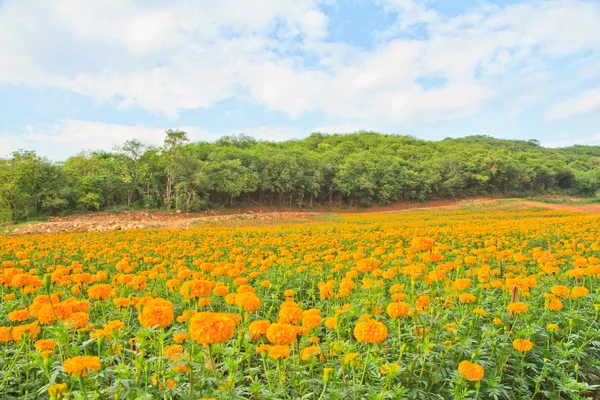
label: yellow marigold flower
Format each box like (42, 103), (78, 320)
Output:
(189, 312), (240, 345)
(343, 353), (359, 363)
(386, 302), (410, 318)
(48, 383), (67, 399)
(513, 338), (533, 352)
(507, 302), (528, 315)
(473, 308), (487, 316)
(353, 319), (388, 343)
(546, 323), (559, 331)
(458, 360), (484, 381)
(300, 346), (321, 361)
(104, 320), (125, 332)
(63, 355), (101, 377)
(492, 317), (502, 325)
(266, 323), (299, 345)
(380, 363), (400, 375)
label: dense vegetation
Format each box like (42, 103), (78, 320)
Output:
(1, 131), (599, 223)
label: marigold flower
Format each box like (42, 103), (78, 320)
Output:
(48, 383), (67, 399)
(267, 344), (291, 359)
(458, 293), (476, 303)
(353, 319), (388, 343)
(266, 323), (300, 345)
(35, 339), (57, 357)
(173, 333), (188, 343)
(570, 286), (589, 299)
(300, 346), (320, 361)
(380, 363), (400, 375)
(546, 323), (559, 331)
(8, 309), (30, 322)
(235, 292), (261, 312)
(386, 302), (410, 318)
(249, 320), (271, 339)
(189, 312), (239, 345)
(137, 297), (174, 329)
(458, 360), (484, 381)
(513, 338), (533, 352)
(507, 302), (528, 315)
(87, 284), (112, 301)
(63, 355), (101, 377)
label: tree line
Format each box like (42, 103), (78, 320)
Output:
(1, 131), (599, 223)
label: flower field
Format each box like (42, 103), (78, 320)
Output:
(1, 208), (599, 399)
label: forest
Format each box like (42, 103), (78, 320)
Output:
(1, 131), (599, 223)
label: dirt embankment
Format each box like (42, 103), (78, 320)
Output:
(5, 198), (599, 235)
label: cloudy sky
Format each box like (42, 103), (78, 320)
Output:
(1, 0), (600, 159)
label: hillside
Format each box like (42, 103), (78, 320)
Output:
(1, 132), (599, 224)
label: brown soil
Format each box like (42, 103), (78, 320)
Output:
(5, 197), (599, 235)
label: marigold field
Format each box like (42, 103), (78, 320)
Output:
(1, 208), (600, 399)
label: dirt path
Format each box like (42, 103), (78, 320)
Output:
(4, 198), (599, 235)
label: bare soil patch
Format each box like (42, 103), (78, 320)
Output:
(5, 197), (599, 235)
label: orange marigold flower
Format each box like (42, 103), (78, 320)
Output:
(301, 314), (323, 331)
(546, 297), (563, 311)
(386, 302), (410, 318)
(266, 323), (300, 345)
(300, 346), (320, 361)
(249, 320), (271, 339)
(179, 280), (212, 299)
(325, 317), (338, 330)
(507, 302), (528, 315)
(458, 293), (476, 303)
(267, 344), (291, 359)
(173, 333), (188, 343)
(11, 322), (41, 341)
(235, 292), (261, 312)
(550, 285), (569, 298)
(458, 360), (484, 381)
(8, 309), (30, 322)
(513, 338), (533, 352)
(284, 289), (295, 297)
(34, 339), (57, 356)
(87, 284), (112, 301)
(570, 286), (589, 299)
(137, 298), (174, 329)
(189, 312), (240, 345)
(63, 355), (101, 377)
(353, 319), (388, 343)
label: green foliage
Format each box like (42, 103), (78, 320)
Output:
(1, 132), (599, 223)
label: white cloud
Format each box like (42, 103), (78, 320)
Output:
(0, 121), (308, 160)
(545, 88), (600, 121)
(546, 133), (600, 148)
(0, 0), (599, 125)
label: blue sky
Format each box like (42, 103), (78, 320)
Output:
(1, 0), (600, 159)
